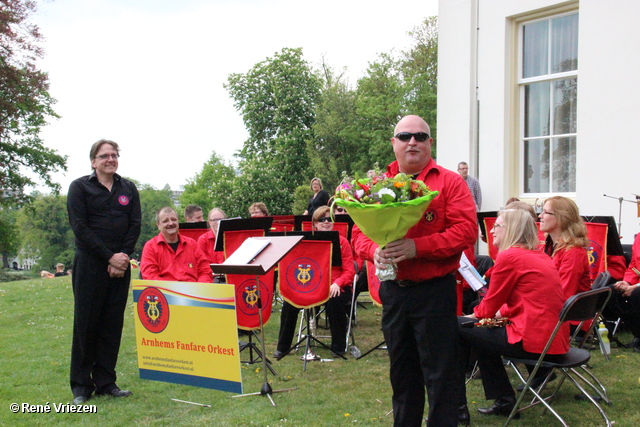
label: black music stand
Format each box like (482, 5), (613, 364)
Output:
(211, 235), (302, 406)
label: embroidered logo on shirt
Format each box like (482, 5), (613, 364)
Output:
(118, 195), (130, 206)
(424, 211), (436, 222)
(188, 263), (193, 269)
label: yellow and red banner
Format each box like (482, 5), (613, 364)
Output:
(278, 240), (332, 308)
(132, 280), (241, 393)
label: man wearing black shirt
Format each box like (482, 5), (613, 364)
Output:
(67, 139), (141, 405)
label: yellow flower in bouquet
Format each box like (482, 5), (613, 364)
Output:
(333, 173), (439, 248)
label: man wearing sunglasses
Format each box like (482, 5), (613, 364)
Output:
(352, 115), (477, 427)
(67, 140), (141, 405)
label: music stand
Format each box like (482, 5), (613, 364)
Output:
(211, 235), (302, 406)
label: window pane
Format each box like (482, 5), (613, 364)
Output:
(524, 81), (550, 137)
(523, 20), (549, 78)
(552, 137), (576, 192)
(524, 138), (550, 193)
(553, 77), (577, 134)
(551, 14), (579, 73)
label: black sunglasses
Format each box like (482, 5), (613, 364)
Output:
(317, 217), (332, 223)
(395, 132), (430, 142)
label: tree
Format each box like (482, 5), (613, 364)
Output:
(17, 193), (74, 271)
(352, 52), (404, 173)
(401, 16), (439, 148)
(0, 0), (66, 206)
(306, 60), (362, 189)
(179, 151), (236, 218)
(0, 206), (19, 267)
(225, 47), (321, 213)
(135, 183), (174, 258)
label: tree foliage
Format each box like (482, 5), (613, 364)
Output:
(0, 0), (66, 206)
(401, 16), (439, 147)
(135, 182), (174, 258)
(306, 60), (360, 191)
(0, 206), (19, 267)
(16, 193), (74, 271)
(225, 47), (321, 214)
(182, 17), (441, 217)
(178, 151), (236, 218)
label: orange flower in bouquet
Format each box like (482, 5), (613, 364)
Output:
(333, 172), (439, 280)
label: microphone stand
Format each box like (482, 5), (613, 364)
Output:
(603, 194), (637, 238)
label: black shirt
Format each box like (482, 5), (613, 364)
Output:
(307, 189), (330, 216)
(67, 171), (142, 261)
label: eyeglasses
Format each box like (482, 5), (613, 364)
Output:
(95, 154), (119, 160)
(335, 207), (346, 213)
(542, 211), (555, 216)
(492, 223), (505, 229)
(317, 217), (332, 223)
(395, 132), (430, 142)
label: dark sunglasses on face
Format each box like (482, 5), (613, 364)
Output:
(395, 132), (430, 142)
(335, 208), (346, 213)
(317, 217), (332, 223)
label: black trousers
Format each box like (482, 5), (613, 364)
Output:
(70, 250), (131, 397)
(277, 288), (351, 354)
(604, 286), (640, 336)
(457, 317), (564, 401)
(380, 275), (463, 427)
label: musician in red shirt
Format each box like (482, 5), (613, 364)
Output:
(197, 208), (226, 282)
(458, 209), (569, 419)
(141, 207), (212, 283)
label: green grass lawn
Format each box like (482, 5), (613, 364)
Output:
(1, 275), (640, 426)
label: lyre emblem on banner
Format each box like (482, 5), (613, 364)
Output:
(146, 297), (161, 323)
(244, 285), (259, 307)
(137, 287), (170, 333)
(296, 264), (312, 285)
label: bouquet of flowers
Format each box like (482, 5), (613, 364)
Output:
(333, 172), (439, 280)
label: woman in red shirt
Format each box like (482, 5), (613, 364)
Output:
(457, 209), (569, 420)
(539, 196), (590, 299)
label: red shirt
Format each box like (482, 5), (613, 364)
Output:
(474, 247), (569, 354)
(623, 233), (640, 285)
(197, 230), (225, 265)
(333, 235), (356, 290)
(352, 158), (478, 282)
(141, 233), (212, 283)
(551, 245), (591, 300)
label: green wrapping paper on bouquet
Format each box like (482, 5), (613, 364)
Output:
(333, 194), (438, 247)
(333, 173), (439, 281)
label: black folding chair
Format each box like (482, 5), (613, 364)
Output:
(503, 287), (613, 427)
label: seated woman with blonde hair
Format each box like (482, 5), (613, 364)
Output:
(456, 209), (569, 420)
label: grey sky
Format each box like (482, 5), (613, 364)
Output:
(32, 0), (438, 192)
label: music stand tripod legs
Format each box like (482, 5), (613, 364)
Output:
(280, 307), (347, 371)
(232, 275), (296, 405)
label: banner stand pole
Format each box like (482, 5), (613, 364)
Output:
(231, 275), (297, 405)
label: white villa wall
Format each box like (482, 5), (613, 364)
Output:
(437, 0), (640, 245)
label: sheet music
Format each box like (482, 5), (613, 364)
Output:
(458, 252), (486, 291)
(223, 238), (270, 265)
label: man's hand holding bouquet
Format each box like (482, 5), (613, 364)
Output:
(333, 172), (439, 281)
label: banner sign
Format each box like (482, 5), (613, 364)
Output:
(365, 260), (382, 307)
(132, 280), (242, 394)
(279, 240), (332, 309)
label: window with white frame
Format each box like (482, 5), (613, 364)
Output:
(520, 12), (578, 195)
